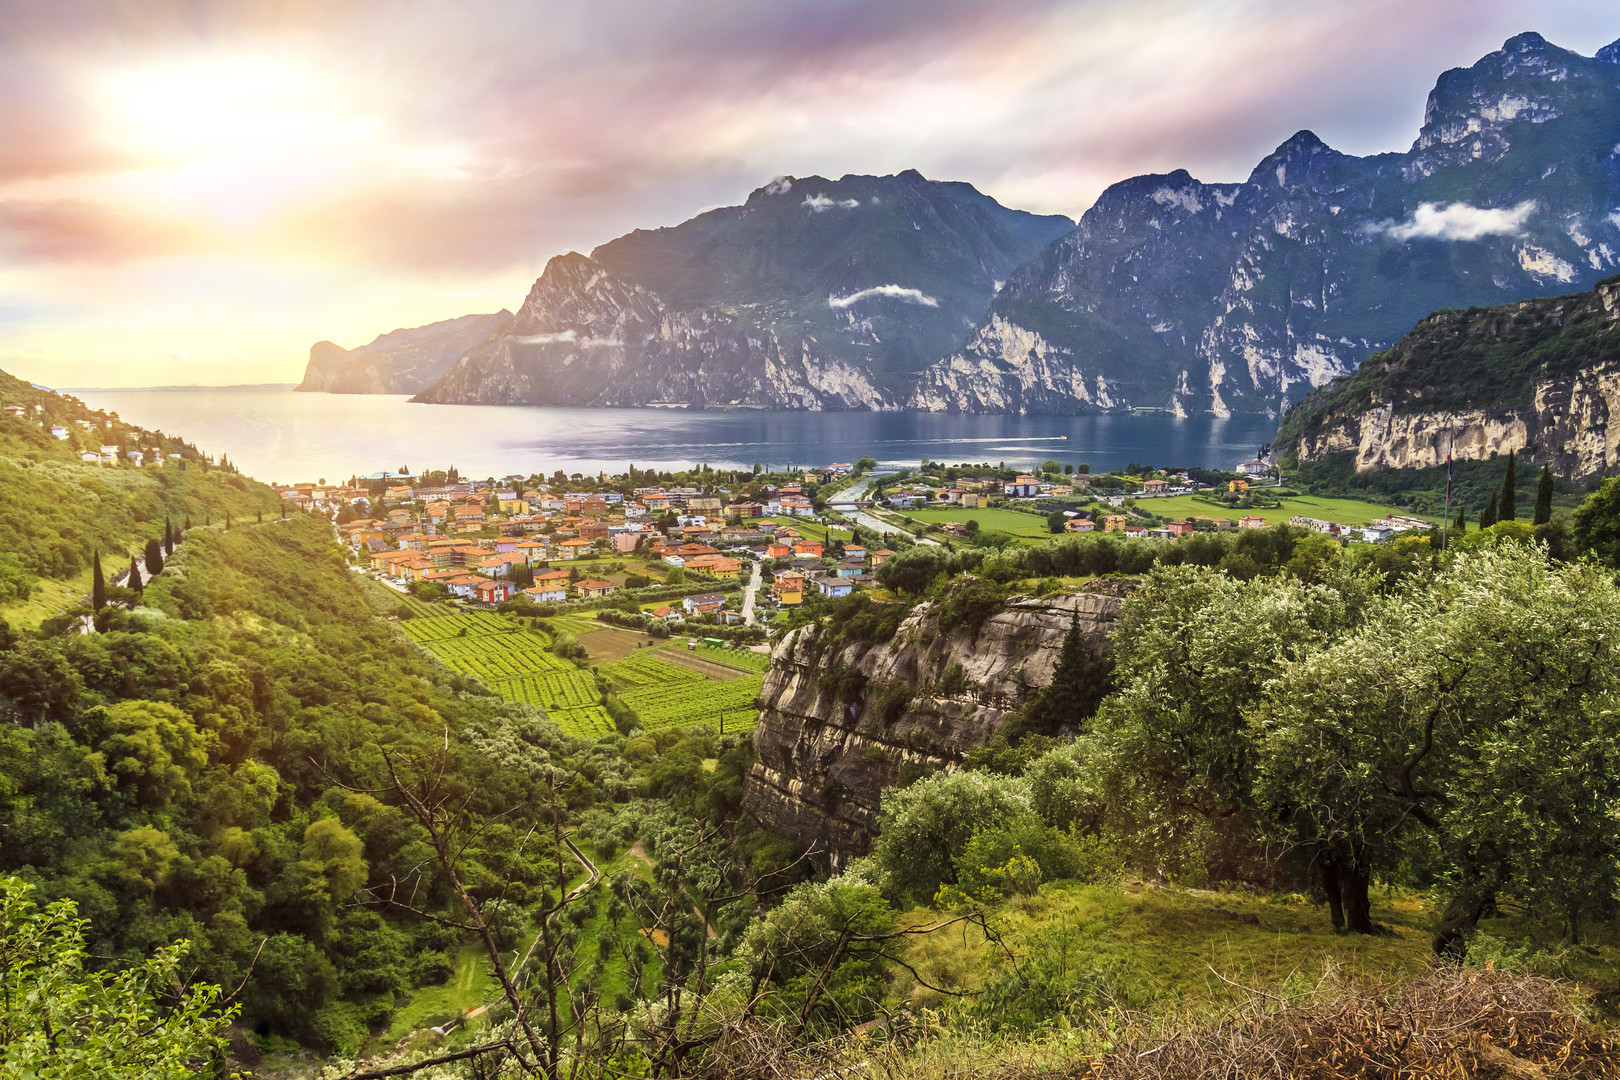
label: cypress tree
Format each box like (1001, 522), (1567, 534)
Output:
(92, 551), (106, 611)
(1452, 502), (1467, 534)
(225, 510), (232, 530)
(1534, 466), (1554, 525)
(183, 515), (191, 532)
(1480, 490), (1499, 529)
(128, 557), (143, 592)
(257, 510), (263, 524)
(1500, 449), (1517, 521)
(163, 517), (174, 555)
(144, 538), (163, 577)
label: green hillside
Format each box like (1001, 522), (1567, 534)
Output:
(0, 369), (283, 625)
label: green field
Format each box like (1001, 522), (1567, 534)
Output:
(618, 675), (763, 735)
(599, 651), (705, 688)
(895, 506), (1054, 539)
(1136, 492), (1427, 528)
(759, 517), (854, 544)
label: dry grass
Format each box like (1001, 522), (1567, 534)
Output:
(709, 968), (1617, 1080)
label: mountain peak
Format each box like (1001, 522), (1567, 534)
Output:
(1247, 129), (1340, 187)
(1502, 30), (1550, 54)
(1597, 37), (1620, 65)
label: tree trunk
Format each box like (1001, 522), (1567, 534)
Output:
(1339, 862), (1375, 935)
(1321, 860), (1344, 932)
(1433, 892), (1493, 959)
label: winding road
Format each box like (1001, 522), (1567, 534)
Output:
(827, 472), (940, 547)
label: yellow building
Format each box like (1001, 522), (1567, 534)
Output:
(1102, 514), (1129, 532)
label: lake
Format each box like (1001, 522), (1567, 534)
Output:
(67, 387), (1277, 486)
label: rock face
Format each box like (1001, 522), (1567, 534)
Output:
(742, 585), (1126, 869)
(1275, 275), (1620, 479)
(412, 172), (1072, 409)
(296, 311), (513, 394)
(910, 32), (1620, 417)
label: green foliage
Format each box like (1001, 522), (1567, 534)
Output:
(1573, 475), (1620, 567)
(870, 771), (1035, 905)
(0, 876), (234, 1078)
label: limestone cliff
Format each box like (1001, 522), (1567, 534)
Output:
(1277, 275), (1620, 479)
(742, 584), (1126, 869)
(297, 311), (512, 395)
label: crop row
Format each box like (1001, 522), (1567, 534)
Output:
(619, 676), (763, 734)
(599, 651), (705, 688)
(551, 705), (616, 740)
(490, 671), (601, 711)
(426, 633), (574, 679)
(401, 611), (533, 643)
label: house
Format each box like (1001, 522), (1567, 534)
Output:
(576, 579), (617, 599)
(1102, 514), (1129, 532)
(1004, 476), (1039, 498)
(959, 492), (991, 510)
(533, 569), (572, 589)
(49, 425), (68, 441)
(1360, 524), (1397, 542)
(1064, 519), (1095, 532)
(727, 501), (763, 519)
(792, 541), (823, 558)
(1166, 519), (1195, 537)
(810, 575), (853, 598)
(1238, 460), (1270, 476)
(836, 560), (864, 579)
(528, 586), (573, 605)
(682, 592), (726, 614)
(557, 538), (594, 559)
(772, 570), (805, 606)
(1143, 478), (1171, 494)
(662, 554), (685, 568)
(1239, 515), (1268, 529)
(871, 549), (895, 567)
(649, 605), (679, 620)
(474, 579), (517, 604)
(1194, 516), (1235, 530)
(1229, 479), (1250, 493)
(80, 451), (103, 464)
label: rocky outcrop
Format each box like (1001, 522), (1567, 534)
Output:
(1279, 276), (1620, 479)
(743, 584), (1126, 869)
(911, 32), (1620, 416)
(296, 311), (512, 394)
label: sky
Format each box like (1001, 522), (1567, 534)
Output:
(1, 0), (1616, 389)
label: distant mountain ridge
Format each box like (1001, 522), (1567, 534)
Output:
(300, 31), (1620, 414)
(295, 310), (512, 394)
(1274, 273), (1620, 480)
(411, 171), (1072, 408)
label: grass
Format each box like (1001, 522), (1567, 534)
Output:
(0, 569), (89, 631)
(382, 943), (495, 1043)
(1135, 492), (1425, 528)
(896, 507), (1056, 539)
(899, 879), (1433, 1015)
(760, 518), (855, 545)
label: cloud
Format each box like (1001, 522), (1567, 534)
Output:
(828, 284), (940, 310)
(1374, 200), (1537, 241)
(761, 176), (793, 195)
(162, 346), (192, 359)
(803, 194), (861, 212)
(510, 330), (622, 347)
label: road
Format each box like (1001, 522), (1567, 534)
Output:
(828, 472), (940, 546)
(740, 557), (762, 625)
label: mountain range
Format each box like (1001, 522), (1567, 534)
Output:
(300, 32), (1620, 416)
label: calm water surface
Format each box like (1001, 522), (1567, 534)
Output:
(69, 387), (1277, 486)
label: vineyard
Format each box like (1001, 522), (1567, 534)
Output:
(619, 675), (764, 735)
(599, 651), (706, 688)
(396, 608), (763, 740)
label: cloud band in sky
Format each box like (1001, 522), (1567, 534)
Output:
(1374, 200), (1538, 241)
(828, 285), (940, 310)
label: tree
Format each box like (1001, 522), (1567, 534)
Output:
(0, 877), (234, 1078)
(1534, 466), (1554, 525)
(1046, 511), (1067, 534)
(224, 510), (232, 530)
(1499, 449), (1517, 520)
(92, 551), (105, 611)
(869, 770), (1035, 905)
(144, 538), (163, 577)
(1452, 502), (1467, 535)
(128, 557), (143, 592)
(1573, 476), (1620, 567)
(162, 517), (174, 556)
(1479, 490), (1499, 529)
(854, 456), (876, 472)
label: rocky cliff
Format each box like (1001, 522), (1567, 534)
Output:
(296, 311), (512, 394)
(412, 172), (1072, 409)
(911, 32), (1620, 417)
(1275, 275), (1620, 479)
(743, 584), (1126, 869)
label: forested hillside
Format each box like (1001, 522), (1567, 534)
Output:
(0, 369), (284, 616)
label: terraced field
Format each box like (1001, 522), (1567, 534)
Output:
(618, 675), (763, 735)
(398, 609), (607, 736)
(398, 609), (762, 739)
